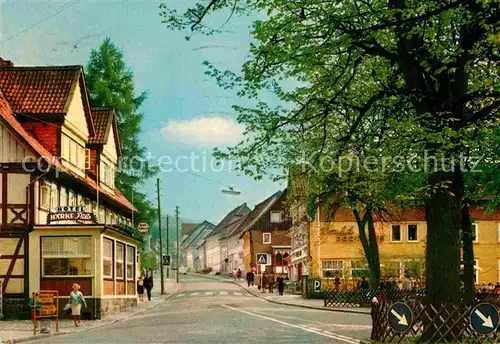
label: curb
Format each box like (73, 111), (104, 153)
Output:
(9, 282), (183, 343)
(191, 273), (370, 315)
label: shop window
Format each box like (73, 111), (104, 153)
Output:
(116, 243), (125, 279)
(391, 225), (402, 242)
(41, 236), (92, 276)
(408, 224), (418, 242)
(103, 238), (113, 278)
(322, 260), (344, 278)
(127, 246), (135, 280)
(263, 232), (271, 244)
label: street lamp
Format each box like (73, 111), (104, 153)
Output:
(221, 186), (240, 195)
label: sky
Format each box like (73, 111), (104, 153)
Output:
(0, 0), (285, 224)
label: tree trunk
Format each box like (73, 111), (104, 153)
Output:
(425, 169), (462, 305)
(353, 208), (381, 289)
(423, 169), (463, 341)
(461, 199), (475, 305)
(366, 211), (381, 289)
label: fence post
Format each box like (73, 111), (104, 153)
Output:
(0, 280), (3, 319)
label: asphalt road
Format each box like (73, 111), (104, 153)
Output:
(25, 275), (371, 343)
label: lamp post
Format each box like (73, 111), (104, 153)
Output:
(156, 178), (165, 295)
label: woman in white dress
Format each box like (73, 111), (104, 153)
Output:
(67, 283), (87, 327)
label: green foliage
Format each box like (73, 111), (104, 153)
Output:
(85, 38), (158, 224)
(141, 252), (158, 272)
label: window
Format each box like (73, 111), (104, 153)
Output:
(84, 149), (91, 170)
(383, 261), (401, 278)
(391, 225), (402, 242)
(127, 246), (135, 280)
(51, 185), (58, 210)
(40, 185), (50, 209)
(116, 243), (125, 279)
(263, 232), (271, 244)
(472, 223), (479, 243)
(62, 134), (85, 169)
(408, 225), (418, 242)
(41, 237), (92, 276)
(270, 211), (282, 223)
(351, 260), (370, 278)
(103, 239), (113, 278)
(60, 187), (67, 207)
(99, 207), (105, 224)
(322, 260), (344, 278)
(68, 191), (75, 206)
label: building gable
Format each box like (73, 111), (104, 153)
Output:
(64, 81), (90, 141)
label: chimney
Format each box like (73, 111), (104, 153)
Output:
(0, 58), (14, 67)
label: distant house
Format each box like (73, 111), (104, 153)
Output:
(180, 221), (215, 272)
(204, 203), (250, 272)
(239, 190), (292, 275)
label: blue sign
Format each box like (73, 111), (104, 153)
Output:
(470, 303), (499, 335)
(388, 302), (413, 333)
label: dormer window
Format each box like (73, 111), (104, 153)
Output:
(61, 133), (85, 170)
(270, 211), (283, 223)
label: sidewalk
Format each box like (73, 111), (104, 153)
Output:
(193, 273), (371, 315)
(0, 278), (182, 343)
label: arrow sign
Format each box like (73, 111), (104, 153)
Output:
(387, 302), (413, 333)
(470, 303), (499, 335)
(391, 309), (409, 326)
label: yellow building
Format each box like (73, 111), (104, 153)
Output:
(303, 205), (500, 286)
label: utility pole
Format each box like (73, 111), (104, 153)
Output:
(156, 178), (165, 295)
(176, 206), (180, 284)
(166, 215), (169, 278)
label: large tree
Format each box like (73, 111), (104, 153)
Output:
(161, 0), (500, 316)
(86, 38), (157, 224)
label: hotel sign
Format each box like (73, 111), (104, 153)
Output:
(47, 206), (97, 224)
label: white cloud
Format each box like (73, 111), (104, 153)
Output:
(161, 116), (245, 147)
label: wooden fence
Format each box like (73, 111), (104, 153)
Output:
(324, 287), (499, 342)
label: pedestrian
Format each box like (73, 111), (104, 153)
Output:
(402, 275), (412, 291)
(250, 270), (255, 286)
(360, 276), (369, 290)
(268, 273), (275, 293)
(144, 271), (154, 301)
(237, 268), (242, 281)
(277, 276), (285, 295)
(261, 272), (267, 293)
(246, 270), (252, 287)
(137, 275), (145, 301)
(233, 268), (238, 280)
(255, 273), (261, 291)
(67, 283), (87, 327)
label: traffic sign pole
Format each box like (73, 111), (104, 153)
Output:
(157, 179), (165, 295)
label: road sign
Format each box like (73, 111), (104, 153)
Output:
(313, 280), (321, 292)
(388, 302), (413, 333)
(470, 303), (499, 335)
(137, 221), (150, 233)
(162, 255), (170, 266)
(256, 253), (267, 265)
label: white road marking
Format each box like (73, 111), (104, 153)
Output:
(191, 292), (199, 296)
(205, 291), (214, 295)
(219, 291), (228, 295)
(221, 304), (359, 344)
(176, 294), (185, 297)
(233, 292), (242, 296)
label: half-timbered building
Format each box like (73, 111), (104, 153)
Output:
(0, 58), (141, 319)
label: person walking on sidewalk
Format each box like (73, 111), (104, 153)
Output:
(144, 271), (154, 301)
(277, 276), (285, 295)
(237, 268), (242, 280)
(246, 270), (252, 287)
(268, 273), (275, 293)
(137, 275), (145, 301)
(68, 283), (87, 327)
